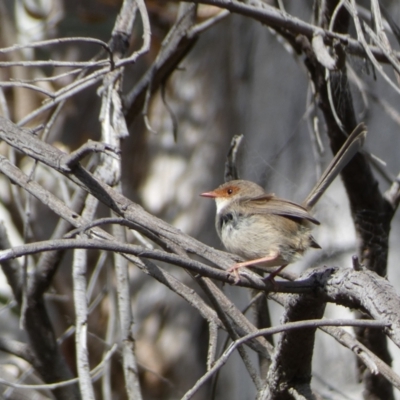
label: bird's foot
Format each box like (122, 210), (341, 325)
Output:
(227, 251), (281, 285)
(227, 264), (244, 284)
(262, 264), (288, 290)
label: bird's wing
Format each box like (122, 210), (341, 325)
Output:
(242, 194), (320, 225)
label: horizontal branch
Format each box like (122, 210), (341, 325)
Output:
(268, 291), (400, 392)
(0, 237), (314, 292)
(182, 0), (398, 63)
(261, 264), (400, 398)
(183, 318), (389, 399)
(306, 266), (400, 347)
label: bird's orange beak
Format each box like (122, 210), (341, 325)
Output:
(200, 190), (217, 198)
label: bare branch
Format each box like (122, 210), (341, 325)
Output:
(181, 0), (400, 62)
(183, 318), (388, 399)
(72, 245), (95, 399)
(112, 223), (142, 400)
(62, 141), (121, 170)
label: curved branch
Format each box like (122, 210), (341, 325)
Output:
(182, 0), (399, 62)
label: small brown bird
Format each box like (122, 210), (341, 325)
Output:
(201, 123), (367, 282)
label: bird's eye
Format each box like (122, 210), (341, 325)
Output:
(227, 188), (233, 195)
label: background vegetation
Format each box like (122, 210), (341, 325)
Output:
(1, 0), (400, 399)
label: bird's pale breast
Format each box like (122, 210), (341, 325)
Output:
(216, 207), (313, 266)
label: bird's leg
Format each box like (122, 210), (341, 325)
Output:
(228, 251), (280, 284)
(263, 264), (288, 285)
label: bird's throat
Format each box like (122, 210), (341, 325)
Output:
(215, 198), (232, 214)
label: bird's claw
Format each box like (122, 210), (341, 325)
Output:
(262, 273), (278, 290)
(227, 264), (242, 284)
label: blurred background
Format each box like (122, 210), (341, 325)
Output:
(1, 0), (400, 399)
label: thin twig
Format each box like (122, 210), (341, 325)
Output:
(182, 319), (389, 399)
